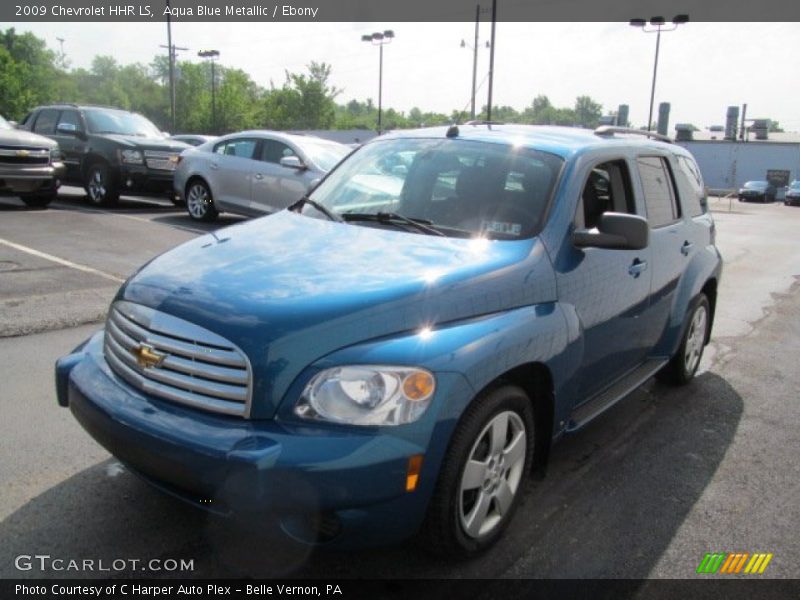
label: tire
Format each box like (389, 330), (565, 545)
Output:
(21, 191), (55, 208)
(421, 384), (535, 557)
(657, 294), (710, 386)
(85, 163), (119, 207)
(185, 179), (218, 222)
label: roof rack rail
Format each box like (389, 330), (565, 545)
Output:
(594, 126), (672, 144)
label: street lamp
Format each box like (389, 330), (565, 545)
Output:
(630, 14), (688, 131)
(361, 30), (394, 134)
(460, 5), (490, 121)
(198, 49), (220, 134)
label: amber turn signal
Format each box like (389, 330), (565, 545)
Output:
(406, 454), (424, 492)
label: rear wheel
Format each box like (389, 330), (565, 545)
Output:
(85, 163), (119, 206)
(421, 384), (534, 557)
(186, 179), (218, 221)
(21, 191), (55, 208)
(657, 294), (710, 385)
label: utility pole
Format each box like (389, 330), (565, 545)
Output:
(198, 50), (220, 134)
(471, 5), (480, 120)
(486, 0), (497, 122)
(162, 0), (188, 133)
(55, 37), (66, 68)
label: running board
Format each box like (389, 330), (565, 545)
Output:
(566, 358), (668, 432)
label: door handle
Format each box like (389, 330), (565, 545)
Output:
(254, 173), (263, 180)
(209, 162), (219, 170)
(628, 258), (648, 278)
(681, 241), (694, 256)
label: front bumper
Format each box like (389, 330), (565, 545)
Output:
(118, 165), (175, 195)
(56, 332), (464, 547)
(0, 162), (65, 195)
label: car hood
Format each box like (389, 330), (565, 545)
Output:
(0, 129), (57, 149)
(119, 211), (554, 417)
(99, 134), (188, 153)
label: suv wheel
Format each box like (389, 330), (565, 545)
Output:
(85, 163), (119, 206)
(421, 384), (534, 557)
(186, 180), (218, 222)
(657, 294), (710, 385)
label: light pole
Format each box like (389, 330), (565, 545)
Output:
(198, 49), (220, 134)
(361, 30), (394, 134)
(630, 15), (688, 131)
(461, 4), (490, 121)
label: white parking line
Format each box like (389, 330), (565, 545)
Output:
(0, 237), (125, 283)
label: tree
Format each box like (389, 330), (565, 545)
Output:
(574, 95), (602, 128)
(0, 28), (64, 119)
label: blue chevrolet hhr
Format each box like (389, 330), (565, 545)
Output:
(56, 124), (721, 556)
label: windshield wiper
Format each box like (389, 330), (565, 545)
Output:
(288, 195), (343, 222)
(342, 212), (446, 237)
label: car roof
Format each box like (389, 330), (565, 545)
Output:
(378, 124), (683, 160)
(221, 130), (348, 147)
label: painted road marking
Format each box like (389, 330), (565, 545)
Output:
(0, 237), (125, 283)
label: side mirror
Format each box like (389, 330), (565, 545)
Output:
(56, 122), (78, 136)
(572, 212), (649, 250)
(280, 155), (306, 170)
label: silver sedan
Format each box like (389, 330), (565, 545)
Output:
(173, 130), (350, 221)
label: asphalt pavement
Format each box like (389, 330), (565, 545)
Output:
(0, 191), (798, 582)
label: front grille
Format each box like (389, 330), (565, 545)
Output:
(103, 301), (252, 417)
(0, 146), (50, 165)
(144, 150), (179, 171)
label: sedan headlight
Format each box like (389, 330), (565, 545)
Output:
(118, 149), (144, 164)
(295, 366), (436, 426)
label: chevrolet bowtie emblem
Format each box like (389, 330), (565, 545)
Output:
(16, 149), (30, 157)
(133, 343), (166, 369)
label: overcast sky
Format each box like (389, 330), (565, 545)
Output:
(6, 21), (799, 131)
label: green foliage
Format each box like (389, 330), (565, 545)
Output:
(0, 27), (611, 137)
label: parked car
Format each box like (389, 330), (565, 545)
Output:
(738, 180), (776, 202)
(56, 125), (721, 556)
(168, 134), (218, 147)
(784, 180), (800, 206)
(20, 104), (190, 206)
(0, 114), (65, 207)
(173, 131), (350, 221)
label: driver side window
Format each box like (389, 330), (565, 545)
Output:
(576, 160), (635, 229)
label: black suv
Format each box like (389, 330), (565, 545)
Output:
(20, 104), (189, 206)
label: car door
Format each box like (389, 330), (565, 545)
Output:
(52, 109), (87, 182)
(210, 137), (259, 213)
(554, 157), (657, 401)
(635, 155), (690, 346)
(250, 138), (310, 213)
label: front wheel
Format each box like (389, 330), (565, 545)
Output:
(85, 163), (119, 206)
(421, 384), (534, 557)
(185, 180), (218, 222)
(657, 294), (710, 385)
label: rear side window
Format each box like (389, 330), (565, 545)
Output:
(33, 109), (59, 135)
(674, 155), (706, 217)
(637, 156), (680, 227)
(214, 138), (257, 159)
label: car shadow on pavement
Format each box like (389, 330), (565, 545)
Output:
(0, 371), (742, 583)
(150, 214), (247, 232)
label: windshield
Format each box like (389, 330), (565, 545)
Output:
(789, 181), (800, 190)
(299, 139), (350, 172)
(303, 138), (563, 240)
(84, 109), (164, 138)
(744, 181), (767, 189)
(0, 115), (11, 130)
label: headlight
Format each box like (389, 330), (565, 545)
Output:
(295, 366), (436, 426)
(49, 147), (62, 161)
(118, 149), (144, 164)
